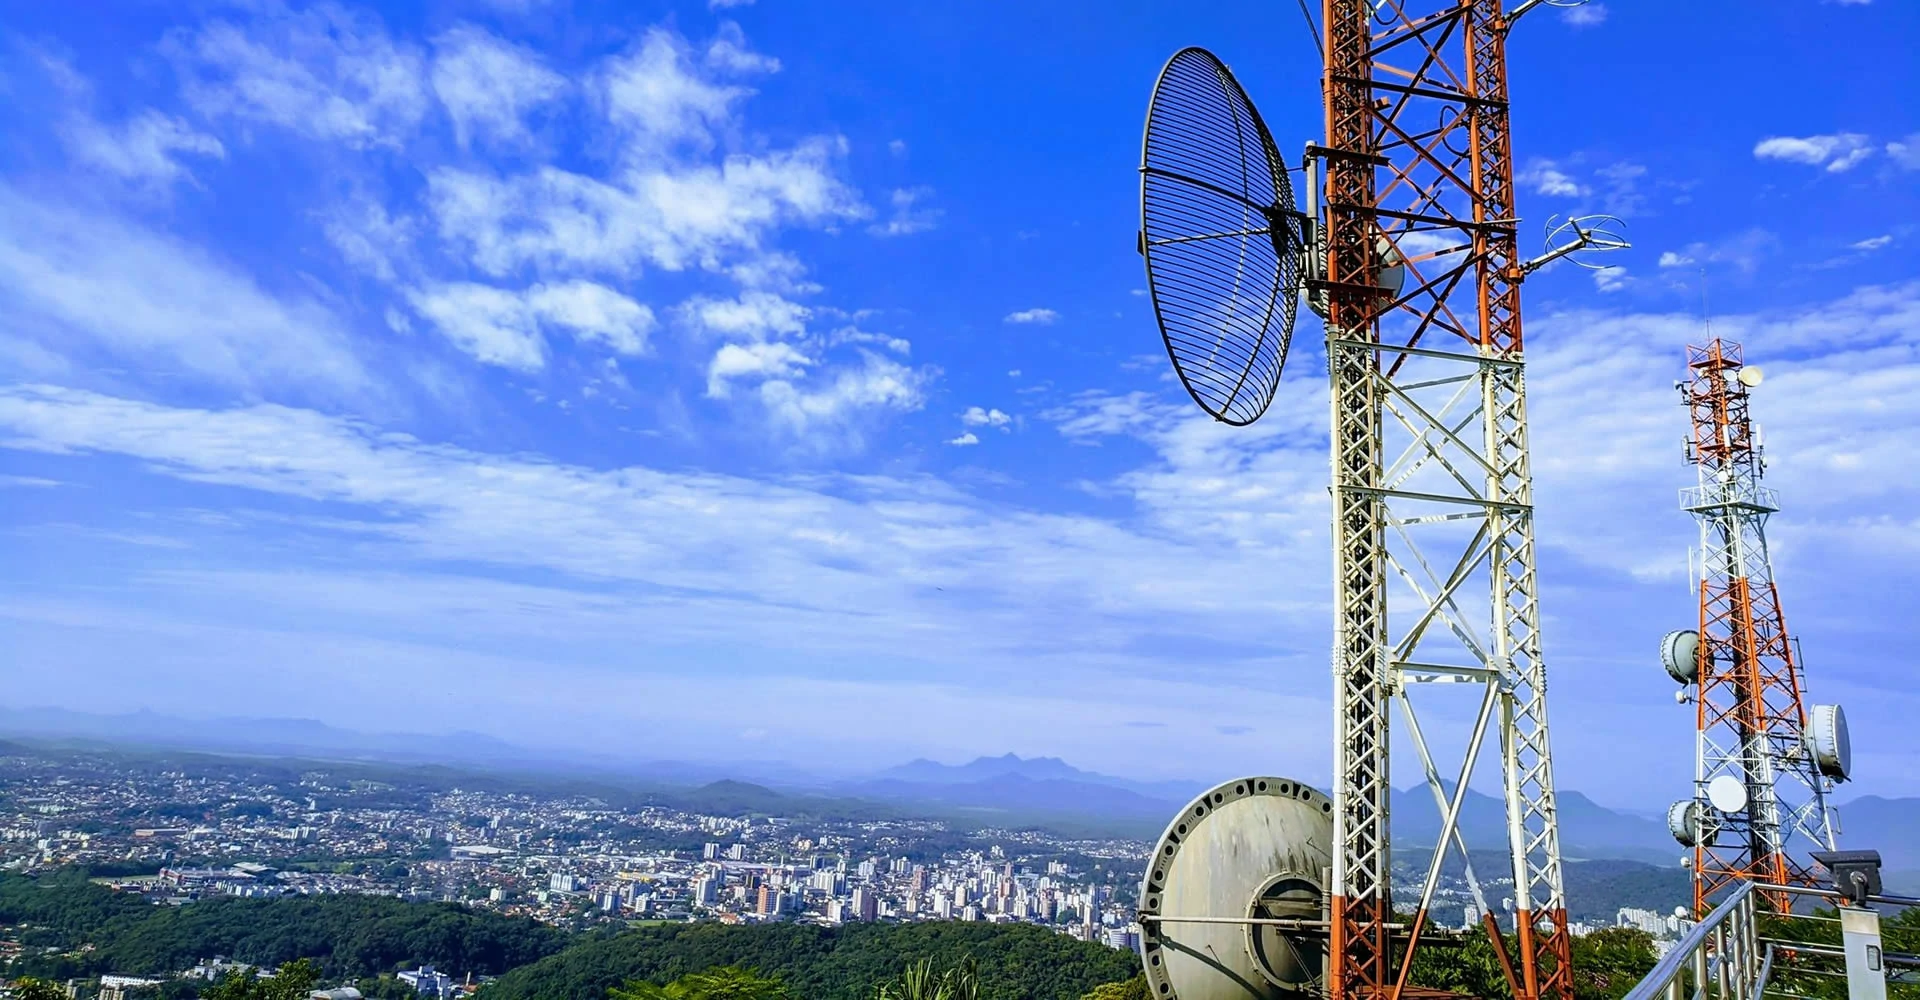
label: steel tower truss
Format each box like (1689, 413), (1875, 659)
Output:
(1319, 2), (1570, 999)
(1682, 339), (1837, 917)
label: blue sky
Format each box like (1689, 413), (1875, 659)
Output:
(1, 0), (1916, 811)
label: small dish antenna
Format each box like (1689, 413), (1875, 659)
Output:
(1139, 48), (1307, 426)
(1706, 774), (1749, 814)
(1658, 629), (1701, 685)
(1737, 366), (1765, 388)
(1667, 799), (1720, 848)
(1809, 703), (1851, 781)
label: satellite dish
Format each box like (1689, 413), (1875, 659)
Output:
(1707, 774), (1749, 814)
(1809, 704), (1851, 781)
(1139, 777), (1333, 1000)
(1659, 629), (1701, 685)
(1376, 236), (1406, 302)
(1666, 799), (1720, 848)
(1738, 366), (1764, 388)
(1139, 47), (1304, 427)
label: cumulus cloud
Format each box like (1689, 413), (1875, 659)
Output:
(407, 280), (653, 371)
(1519, 159), (1586, 198)
(756, 351), (930, 449)
(1004, 308), (1058, 325)
(706, 341), (811, 398)
(1753, 133), (1875, 172)
(680, 291), (811, 340)
(961, 406), (1012, 430)
(430, 24), (566, 149)
(947, 432), (980, 447)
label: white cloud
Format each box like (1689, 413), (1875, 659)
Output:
(869, 186), (941, 237)
(525, 280), (655, 355)
(1886, 135), (1920, 170)
(11, 281), (1920, 794)
(0, 187), (369, 399)
(1560, 3), (1608, 26)
(1592, 266), (1628, 293)
(1753, 133), (1875, 172)
(1008, 369), (1021, 378)
(947, 432), (979, 447)
(602, 27), (753, 155)
(756, 351), (929, 448)
(827, 327), (911, 354)
(164, 4), (430, 149)
(425, 140), (862, 278)
(705, 22), (780, 75)
(680, 290), (810, 339)
(61, 110), (225, 191)
(1659, 229), (1779, 276)
(709, 0), (755, 7)
(707, 341), (812, 398)
(887, 139), (907, 158)
(430, 24), (566, 149)
(1851, 235), (1893, 252)
(407, 280), (653, 371)
(320, 194), (415, 283)
(406, 283), (546, 371)
(1004, 308), (1059, 325)
(961, 406), (1011, 430)
(1519, 159), (1586, 198)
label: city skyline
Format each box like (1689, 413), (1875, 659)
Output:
(3, 0), (1920, 811)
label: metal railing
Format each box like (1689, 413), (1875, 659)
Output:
(1625, 882), (1920, 1000)
(1626, 882), (1764, 1000)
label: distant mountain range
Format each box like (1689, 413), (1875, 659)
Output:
(4, 707), (1915, 871)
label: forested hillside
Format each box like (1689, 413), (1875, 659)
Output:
(0, 871), (568, 981)
(478, 920), (1137, 1000)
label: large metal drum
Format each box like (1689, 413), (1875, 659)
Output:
(1138, 777), (1335, 1000)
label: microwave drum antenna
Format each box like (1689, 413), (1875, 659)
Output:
(1138, 47), (1305, 426)
(1138, 777), (1334, 1000)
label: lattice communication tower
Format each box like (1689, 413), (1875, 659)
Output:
(1133, 3), (1625, 1000)
(1658, 339), (1851, 917)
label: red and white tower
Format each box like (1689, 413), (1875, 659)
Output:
(1661, 338), (1851, 916)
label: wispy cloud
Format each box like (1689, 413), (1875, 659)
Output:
(1754, 133), (1875, 172)
(869, 187), (941, 237)
(163, 4), (431, 149)
(1004, 308), (1058, 325)
(1560, 3), (1608, 27)
(429, 24), (566, 150)
(0, 187), (370, 401)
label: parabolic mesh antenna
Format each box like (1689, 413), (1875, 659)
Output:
(1138, 778), (1333, 1000)
(1140, 47), (1303, 426)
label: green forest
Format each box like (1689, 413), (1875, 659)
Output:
(21, 867), (1919, 1000)
(479, 920), (1138, 1000)
(0, 870), (568, 982)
